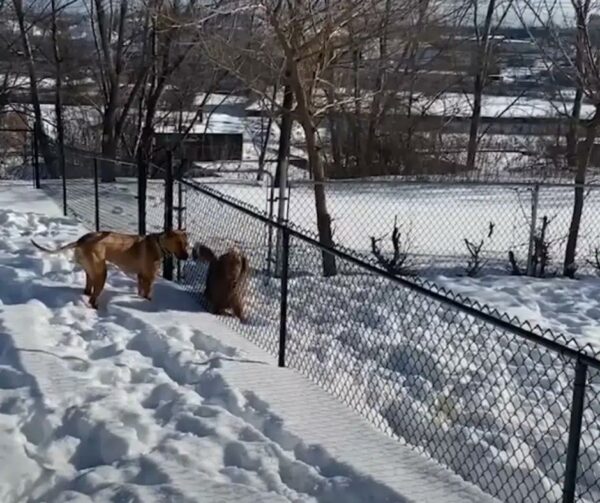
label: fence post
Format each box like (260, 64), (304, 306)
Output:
(266, 176), (276, 279)
(278, 228), (291, 367)
(163, 153), (174, 281)
(175, 160), (186, 282)
(562, 359), (588, 503)
(93, 158), (100, 231)
(275, 156), (289, 277)
(60, 146), (67, 218)
(33, 128), (40, 189)
(138, 157), (147, 236)
(526, 183), (540, 276)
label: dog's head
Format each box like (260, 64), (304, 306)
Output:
(163, 230), (189, 260)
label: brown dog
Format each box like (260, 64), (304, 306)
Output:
(32, 230), (189, 308)
(192, 243), (249, 322)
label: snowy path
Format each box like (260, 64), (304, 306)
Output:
(0, 185), (498, 502)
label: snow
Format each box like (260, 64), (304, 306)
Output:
(434, 274), (600, 349)
(74, 178), (597, 503)
(0, 184), (501, 502)
(44, 174), (600, 332)
(417, 92), (597, 120)
(169, 179), (600, 277)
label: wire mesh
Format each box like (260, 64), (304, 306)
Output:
(284, 237), (579, 503)
(178, 182), (281, 354)
(533, 186), (600, 276)
(33, 148), (600, 502)
(286, 181), (534, 275)
(576, 370), (600, 503)
(177, 179), (600, 503)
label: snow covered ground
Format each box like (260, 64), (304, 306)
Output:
(434, 275), (600, 348)
(36, 177), (600, 502)
(175, 182), (600, 502)
(0, 184), (503, 502)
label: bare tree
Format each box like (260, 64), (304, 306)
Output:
(90, 0), (150, 181)
(466, 0), (514, 172)
(519, 0), (600, 275)
(203, 0), (383, 275)
(562, 0), (600, 276)
(50, 0), (66, 184)
(134, 0), (203, 232)
(12, 0), (58, 177)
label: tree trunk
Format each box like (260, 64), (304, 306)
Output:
(563, 106), (600, 277)
(566, 88), (583, 169)
(305, 125), (337, 277)
(286, 54), (337, 276)
(258, 86), (278, 181)
(466, 0), (496, 172)
(274, 82), (293, 185)
(100, 129), (118, 182)
(327, 111), (343, 177)
(566, 3), (587, 170)
(13, 0), (57, 177)
(51, 0), (66, 184)
(365, 0), (392, 174)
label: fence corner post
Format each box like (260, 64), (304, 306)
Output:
(163, 153), (174, 281)
(93, 158), (100, 231)
(562, 359), (588, 503)
(278, 227), (291, 367)
(526, 183), (540, 276)
(137, 156), (147, 236)
(175, 159), (187, 282)
(33, 128), (40, 189)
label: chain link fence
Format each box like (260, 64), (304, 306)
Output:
(30, 145), (600, 502)
(40, 147), (173, 235)
(37, 144), (600, 278)
(182, 174), (600, 277)
(175, 178), (600, 503)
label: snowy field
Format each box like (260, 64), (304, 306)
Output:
(0, 184), (505, 502)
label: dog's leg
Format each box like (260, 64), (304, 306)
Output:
(232, 298), (247, 324)
(84, 271), (93, 296)
(140, 275), (154, 301)
(89, 264), (107, 309)
(137, 274), (144, 297)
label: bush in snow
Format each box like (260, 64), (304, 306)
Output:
(463, 221), (495, 277)
(508, 215), (553, 277)
(370, 216), (413, 276)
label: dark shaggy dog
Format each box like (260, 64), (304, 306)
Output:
(192, 243), (249, 322)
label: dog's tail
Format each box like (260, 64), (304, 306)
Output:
(31, 239), (78, 254)
(192, 243), (217, 263)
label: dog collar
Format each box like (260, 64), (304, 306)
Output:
(153, 234), (170, 257)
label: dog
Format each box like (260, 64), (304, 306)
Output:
(32, 230), (189, 308)
(192, 243), (249, 322)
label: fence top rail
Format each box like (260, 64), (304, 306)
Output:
(286, 178), (600, 190)
(189, 168), (274, 183)
(63, 146), (162, 172)
(179, 176), (600, 371)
